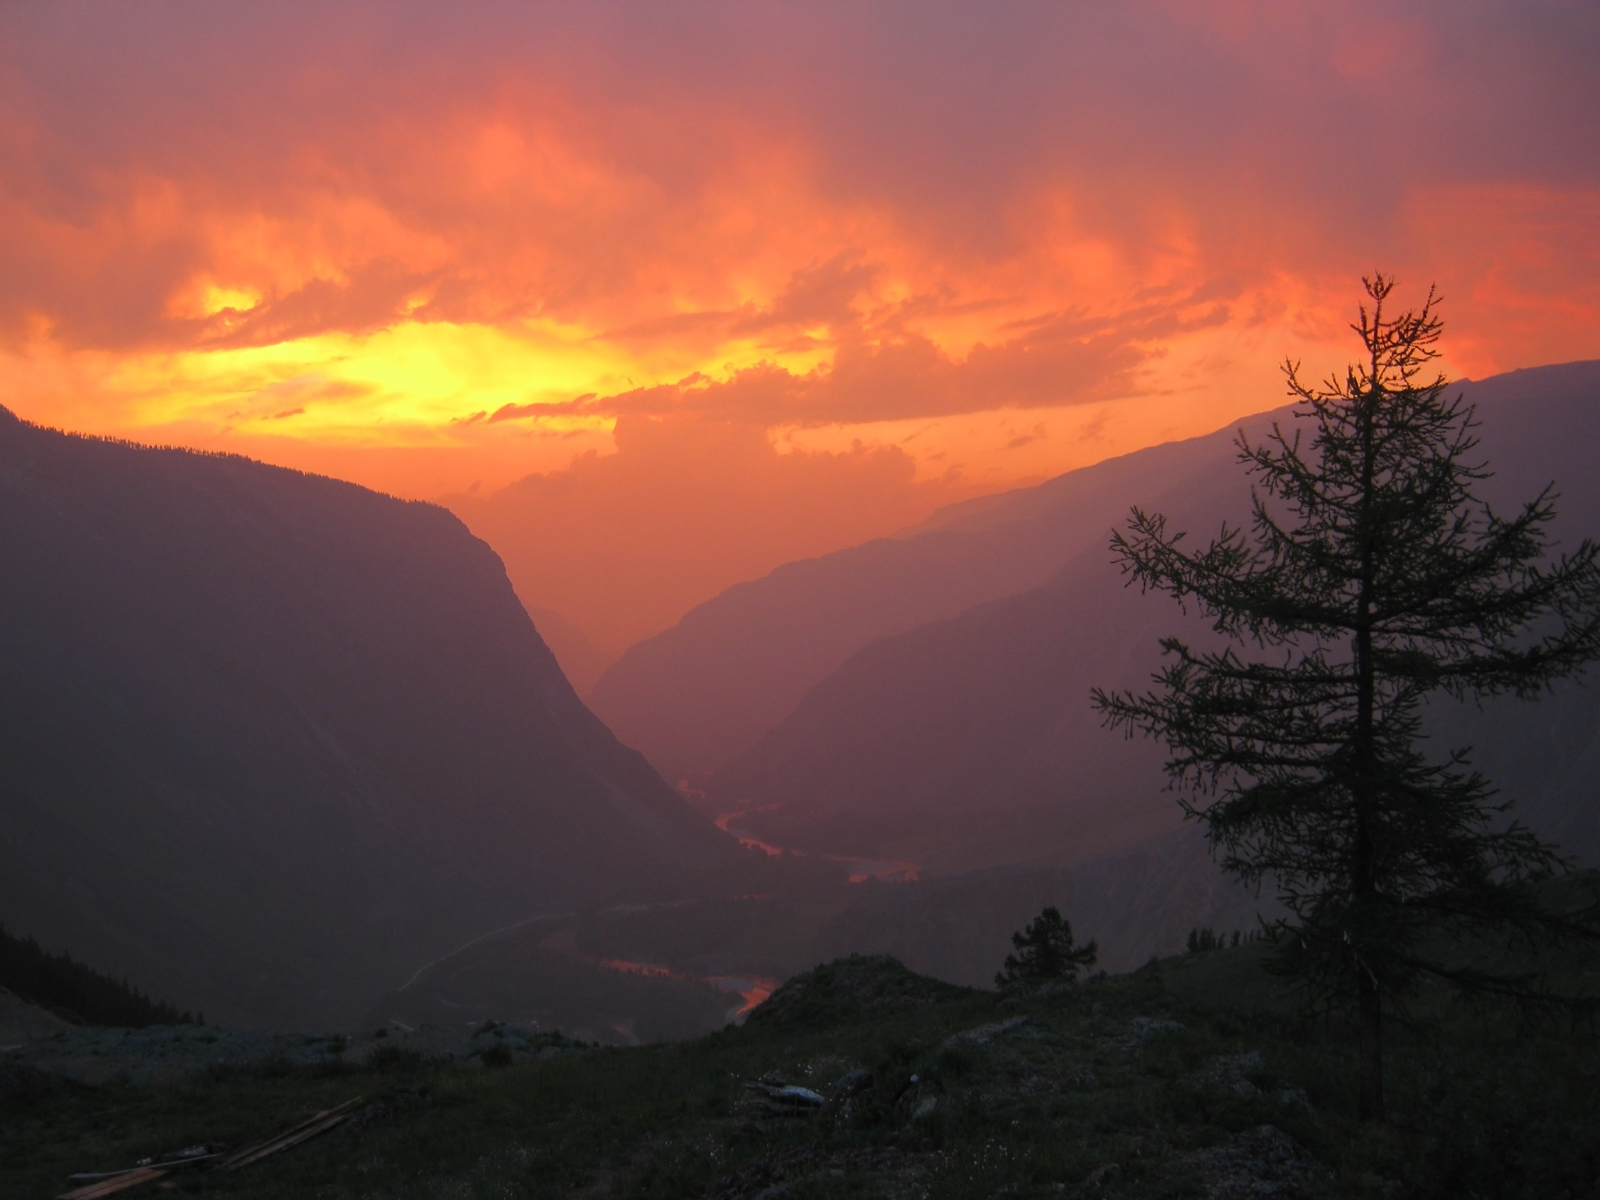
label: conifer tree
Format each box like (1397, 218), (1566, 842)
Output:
(996, 906), (1097, 987)
(1092, 276), (1600, 1120)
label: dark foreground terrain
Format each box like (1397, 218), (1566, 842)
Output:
(5, 947), (1597, 1200)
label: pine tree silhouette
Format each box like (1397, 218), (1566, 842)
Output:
(996, 906), (1098, 987)
(1094, 275), (1600, 1119)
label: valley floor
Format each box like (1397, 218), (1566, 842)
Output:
(4, 949), (1598, 1199)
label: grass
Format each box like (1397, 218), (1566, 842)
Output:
(3, 951), (1597, 1198)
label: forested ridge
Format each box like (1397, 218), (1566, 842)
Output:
(0, 924), (197, 1028)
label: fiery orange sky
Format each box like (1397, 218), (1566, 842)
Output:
(4, 2), (1598, 657)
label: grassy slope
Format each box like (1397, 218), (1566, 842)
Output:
(3, 952), (1597, 1199)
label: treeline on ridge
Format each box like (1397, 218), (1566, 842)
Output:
(0, 923), (199, 1028)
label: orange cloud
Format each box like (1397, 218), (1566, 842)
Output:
(0, 2), (1595, 649)
(445, 413), (978, 653)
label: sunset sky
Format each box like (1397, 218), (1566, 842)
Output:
(5, 2), (1598, 655)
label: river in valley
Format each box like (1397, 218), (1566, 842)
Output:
(389, 804), (920, 1036)
(713, 806), (921, 883)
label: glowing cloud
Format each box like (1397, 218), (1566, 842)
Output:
(2, 2), (1596, 648)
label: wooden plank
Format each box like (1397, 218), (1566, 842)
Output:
(222, 1112), (347, 1169)
(57, 1167), (167, 1200)
(220, 1095), (365, 1171)
(69, 1152), (220, 1181)
(59, 1094), (363, 1197)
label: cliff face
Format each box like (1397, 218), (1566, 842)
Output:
(0, 410), (739, 1027)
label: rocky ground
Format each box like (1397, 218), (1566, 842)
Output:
(2, 950), (1596, 1198)
(1, 1016), (579, 1086)
(0, 984), (74, 1047)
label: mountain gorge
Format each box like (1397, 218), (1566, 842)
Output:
(586, 419), (1270, 782)
(0, 408), (747, 1029)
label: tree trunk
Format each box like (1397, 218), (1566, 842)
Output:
(1357, 966), (1384, 1120)
(1352, 377), (1384, 1122)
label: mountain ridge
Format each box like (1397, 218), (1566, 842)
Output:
(0, 409), (743, 1027)
(716, 361), (1600, 875)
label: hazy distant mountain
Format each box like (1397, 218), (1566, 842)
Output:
(589, 419), (1273, 782)
(525, 605), (613, 696)
(0, 409), (744, 1028)
(714, 502), (1225, 876)
(715, 362), (1600, 875)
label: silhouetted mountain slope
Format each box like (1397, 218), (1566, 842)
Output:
(588, 418), (1280, 781)
(525, 605), (613, 697)
(0, 409), (742, 1028)
(718, 362), (1600, 874)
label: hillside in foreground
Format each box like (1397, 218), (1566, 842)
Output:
(5, 932), (1597, 1199)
